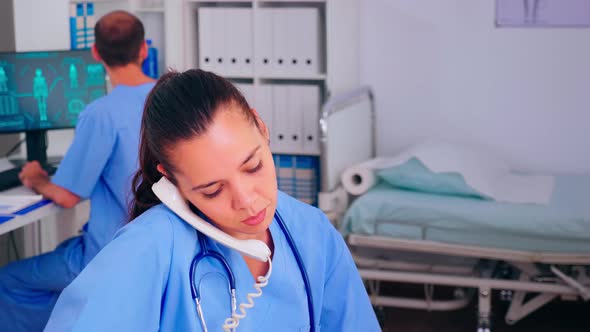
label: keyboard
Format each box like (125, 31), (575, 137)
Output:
(0, 164), (58, 192)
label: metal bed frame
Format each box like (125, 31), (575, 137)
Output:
(318, 86), (590, 332)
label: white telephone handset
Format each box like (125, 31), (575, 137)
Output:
(152, 176), (271, 262)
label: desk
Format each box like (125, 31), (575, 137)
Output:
(0, 186), (65, 257)
(0, 186), (61, 237)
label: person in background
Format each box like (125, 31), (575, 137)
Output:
(0, 11), (155, 331)
(44, 69), (381, 331)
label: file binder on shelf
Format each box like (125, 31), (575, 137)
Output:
(199, 7), (253, 77)
(299, 85), (321, 155)
(274, 154), (295, 197)
(195, 2), (326, 158)
(291, 8), (320, 75)
(257, 7), (321, 77)
(271, 85), (290, 153)
(198, 7), (214, 72)
(211, 9), (227, 75)
(70, 2), (95, 50)
(294, 155), (319, 206)
(273, 154), (319, 206)
(225, 8), (253, 77)
(271, 9), (290, 75)
(198, 8), (226, 74)
(286, 85), (304, 153)
(257, 83), (321, 156)
(234, 83), (256, 108)
(254, 8), (275, 75)
(254, 84), (273, 132)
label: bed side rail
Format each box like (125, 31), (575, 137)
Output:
(319, 86), (376, 193)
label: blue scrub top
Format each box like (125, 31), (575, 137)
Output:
(44, 192), (380, 331)
(52, 83), (155, 264)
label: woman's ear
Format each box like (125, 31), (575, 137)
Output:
(251, 108), (270, 142)
(156, 164), (168, 177)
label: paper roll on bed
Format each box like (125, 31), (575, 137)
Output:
(341, 166), (375, 196)
(341, 157), (401, 196)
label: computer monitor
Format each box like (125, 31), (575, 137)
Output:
(0, 49), (107, 165)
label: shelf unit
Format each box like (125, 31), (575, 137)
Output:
(73, 0), (360, 205)
(169, 0), (359, 205)
(172, 0), (359, 93)
(186, 1), (329, 155)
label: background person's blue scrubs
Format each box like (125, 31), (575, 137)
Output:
(44, 192), (381, 331)
(0, 83), (155, 332)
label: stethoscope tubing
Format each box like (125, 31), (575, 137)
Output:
(189, 209), (315, 331)
(190, 234), (236, 300)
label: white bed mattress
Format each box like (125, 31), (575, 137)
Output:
(340, 174), (590, 253)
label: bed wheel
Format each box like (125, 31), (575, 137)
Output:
(477, 317), (491, 332)
(477, 318), (491, 332)
(478, 287), (492, 332)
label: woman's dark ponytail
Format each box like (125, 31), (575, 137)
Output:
(128, 134), (162, 220)
(127, 72), (177, 221)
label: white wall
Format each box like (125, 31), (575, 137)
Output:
(360, 0), (590, 174)
(14, 0), (70, 52)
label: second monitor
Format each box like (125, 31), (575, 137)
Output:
(0, 49), (106, 133)
(0, 49), (107, 165)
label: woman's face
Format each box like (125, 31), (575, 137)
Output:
(162, 105), (277, 241)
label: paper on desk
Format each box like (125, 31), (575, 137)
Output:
(0, 157), (15, 172)
(0, 195), (44, 214)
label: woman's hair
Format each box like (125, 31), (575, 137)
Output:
(129, 69), (258, 221)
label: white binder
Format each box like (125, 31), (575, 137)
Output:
(295, 8), (320, 75)
(272, 9), (290, 75)
(226, 8), (253, 76)
(198, 7), (214, 72)
(255, 85), (273, 137)
(272, 85), (290, 153)
(287, 9), (305, 75)
(299, 85), (320, 154)
(286, 85), (304, 153)
(210, 9), (226, 74)
(254, 9), (274, 75)
(234, 83), (256, 108)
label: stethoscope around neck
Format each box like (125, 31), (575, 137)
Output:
(189, 210), (315, 332)
(190, 232), (238, 321)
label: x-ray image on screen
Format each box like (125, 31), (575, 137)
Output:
(0, 50), (106, 133)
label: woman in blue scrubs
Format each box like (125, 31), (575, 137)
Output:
(44, 69), (380, 331)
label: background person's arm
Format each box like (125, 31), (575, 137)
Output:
(19, 160), (81, 208)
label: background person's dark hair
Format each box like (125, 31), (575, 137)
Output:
(129, 69), (258, 221)
(94, 10), (145, 67)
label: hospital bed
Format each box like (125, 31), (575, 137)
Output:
(318, 86), (590, 331)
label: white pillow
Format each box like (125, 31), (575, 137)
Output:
(392, 141), (555, 204)
(392, 141), (510, 199)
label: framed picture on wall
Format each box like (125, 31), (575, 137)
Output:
(496, 0), (590, 27)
